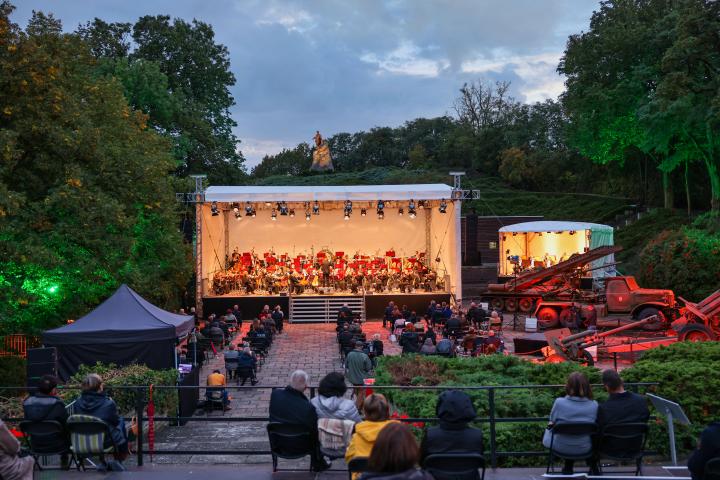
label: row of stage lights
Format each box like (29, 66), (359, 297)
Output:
(210, 199), (448, 221)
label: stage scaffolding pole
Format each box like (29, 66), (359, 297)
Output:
(176, 174), (207, 320)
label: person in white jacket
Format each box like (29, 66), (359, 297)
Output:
(311, 372), (362, 423)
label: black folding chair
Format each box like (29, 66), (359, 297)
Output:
(545, 421), (598, 474)
(19, 420), (76, 471)
(597, 423), (648, 476)
(266, 422), (314, 472)
(704, 457), (720, 480)
(204, 389), (226, 415)
(347, 456), (369, 480)
(424, 453), (486, 480)
(236, 366), (255, 386)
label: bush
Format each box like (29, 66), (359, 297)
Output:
(64, 362), (178, 415)
(0, 356), (26, 397)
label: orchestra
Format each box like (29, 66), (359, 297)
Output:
(211, 248), (445, 296)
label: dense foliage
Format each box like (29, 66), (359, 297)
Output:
(0, 4), (191, 335)
(375, 343), (720, 465)
(0, 356), (26, 398)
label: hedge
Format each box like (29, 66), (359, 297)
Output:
(374, 342), (720, 466)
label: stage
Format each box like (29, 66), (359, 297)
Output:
(202, 292), (452, 322)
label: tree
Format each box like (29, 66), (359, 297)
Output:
(0, 3), (191, 334)
(251, 143), (312, 177)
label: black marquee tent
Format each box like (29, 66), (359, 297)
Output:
(43, 284), (194, 380)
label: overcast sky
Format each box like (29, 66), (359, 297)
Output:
(12, 1), (599, 167)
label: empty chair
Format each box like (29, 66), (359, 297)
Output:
(423, 453), (486, 480)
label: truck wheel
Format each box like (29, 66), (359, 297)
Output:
(505, 298), (517, 312)
(637, 307), (667, 331)
(559, 308), (575, 328)
(581, 349), (594, 366)
(518, 298), (534, 313)
(491, 298), (504, 310)
(537, 307), (559, 329)
(679, 324), (717, 342)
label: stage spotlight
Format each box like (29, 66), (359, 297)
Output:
(439, 199), (447, 213)
(271, 209), (277, 221)
(398, 208), (404, 216)
(361, 208), (367, 217)
(234, 211), (242, 220)
(313, 201), (320, 215)
(377, 209), (385, 220)
(211, 201), (219, 216)
(289, 209), (295, 218)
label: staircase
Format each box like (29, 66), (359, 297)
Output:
(289, 296), (365, 323)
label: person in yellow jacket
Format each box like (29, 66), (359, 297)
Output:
(345, 394), (397, 479)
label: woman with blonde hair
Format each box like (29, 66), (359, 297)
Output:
(346, 394), (397, 478)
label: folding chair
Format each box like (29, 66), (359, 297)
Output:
(204, 389), (226, 415)
(597, 422), (648, 476)
(66, 414), (118, 471)
(545, 421), (598, 474)
(424, 453), (486, 480)
(236, 366), (255, 386)
(347, 456), (369, 480)
(19, 420), (77, 471)
(705, 457), (720, 480)
(266, 422), (314, 472)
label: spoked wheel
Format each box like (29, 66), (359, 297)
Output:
(505, 298), (517, 312)
(679, 324), (717, 342)
(537, 307), (560, 329)
(490, 298), (504, 311)
(518, 297), (534, 313)
(580, 349), (594, 366)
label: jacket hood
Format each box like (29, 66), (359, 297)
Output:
(75, 391), (108, 411)
(436, 390), (476, 426)
(355, 420), (394, 442)
(317, 395), (345, 413)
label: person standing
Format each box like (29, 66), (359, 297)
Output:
(383, 302), (395, 328)
(346, 342), (373, 387)
(272, 305), (284, 333)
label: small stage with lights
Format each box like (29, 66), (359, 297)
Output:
(202, 292), (452, 322)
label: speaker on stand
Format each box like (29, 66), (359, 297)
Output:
(26, 347), (58, 388)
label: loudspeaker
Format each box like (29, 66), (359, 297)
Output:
(465, 213), (479, 265)
(26, 347), (57, 388)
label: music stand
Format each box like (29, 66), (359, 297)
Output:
(647, 394), (690, 466)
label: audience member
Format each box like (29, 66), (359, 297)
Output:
(339, 325), (355, 357)
(370, 333), (384, 358)
(237, 347), (258, 385)
(272, 305), (285, 333)
(259, 304), (271, 320)
(419, 338), (436, 355)
(383, 302), (395, 328)
(436, 334), (453, 357)
(346, 341), (373, 387)
(346, 394), (396, 478)
(360, 422), (433, 480)
(74, 374), (129, 460)
(445, 315), (462, 337)
(224, 308), (238, 327)
(269, 370), (330, 472)
(399, 325), (420, 354)
(339, 303), (354, 319)
(484, 330), (503, 353)
(542, 372), (598, 475)
(206, 369), (231, 411)
(223, 344), (239, 380)
(232, 304), (243, 329)
(688, 421), (720, 480)
(420, 390), (483, 461)
(0, 419), (34, 480)
(311, 372), (362, 422)
(424, 325), (436, 345)
(462, 329), (478, 353)
(23, 374), (70, 467)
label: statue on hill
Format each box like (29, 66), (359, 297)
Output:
(311, 130), (334, 172)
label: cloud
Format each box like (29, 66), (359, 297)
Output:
(360, 41), (450, 77)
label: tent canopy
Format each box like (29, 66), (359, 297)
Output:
(499, 220), (613, 234)
(204, 184), (453, 203)
(43, 284), (194, 345)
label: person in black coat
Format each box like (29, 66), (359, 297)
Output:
(689, 422), (720, 480)
(444, 316), (462, 337)
(271, 305), (284, 333)
(399, 326), (420, 354)
(73, 374), (128, 460)
(424, 326), (437, 346)
(596, 370), (650, 458)
(269, 370), (330, 472)
(420, 390), (483, 464)
(23, 375), (70, 461)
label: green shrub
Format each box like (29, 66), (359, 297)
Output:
(0, 356), (26, 397)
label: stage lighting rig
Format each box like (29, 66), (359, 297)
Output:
(271, 209), (277, 221)
(439, 199), (447, 214)
(313, 201), (320, 215)
(211, 201), (219, 216)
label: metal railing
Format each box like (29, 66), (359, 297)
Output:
(2, 382), (659, 468)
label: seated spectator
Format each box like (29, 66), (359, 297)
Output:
(339, 303), (353, 319)
(462, 329), (478, 353)
(272, 305), (284, 333)
(311, 372), (362, 422)
(346, 341), (373, 387)
(370, 333), (384, 357)
(445, 315), (462, 337)
(223, 344), (239, 380)
(349, 320), (362, 335)
(209, 322), (225, 348)
(339, 325), (355, 356)
(424, 325), (437, 345)
(259, 304), (271, 320)
(399, 325), (420, 355)
(74, 374), (129, 460)
(236, 346), (258, 385)
(337, 311), (351, 331)
(23, 374), (70, 466)
(441, 302), (452, 320)
(419, 338), (436, 355)
(0, 419), (34, 480)
(542, 372), (598, 475)
(431, 305), (444, 326)
(224, 308), (237, 327)
(420, 390), (483, 460)
(361, 422), (433, 480)
(688, 421), (720, 480)
(346, 394), (397, 478)
(269, 370), (330, 472)
(484, 330), (503, 353)
(206, 369), (231, 411)
(436, 334), (454, 357)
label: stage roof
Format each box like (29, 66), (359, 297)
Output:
(205, 184), (453, 202)
(499, 220), (613, 233)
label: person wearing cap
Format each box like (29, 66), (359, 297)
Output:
(345, 341), (373, 387)
(420, 390), (483, 463)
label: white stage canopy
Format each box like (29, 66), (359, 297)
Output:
(205, 184), (453, 202)
(498, 220), (615, 279)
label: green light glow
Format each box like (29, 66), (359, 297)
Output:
(47, 285), (58, 294)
